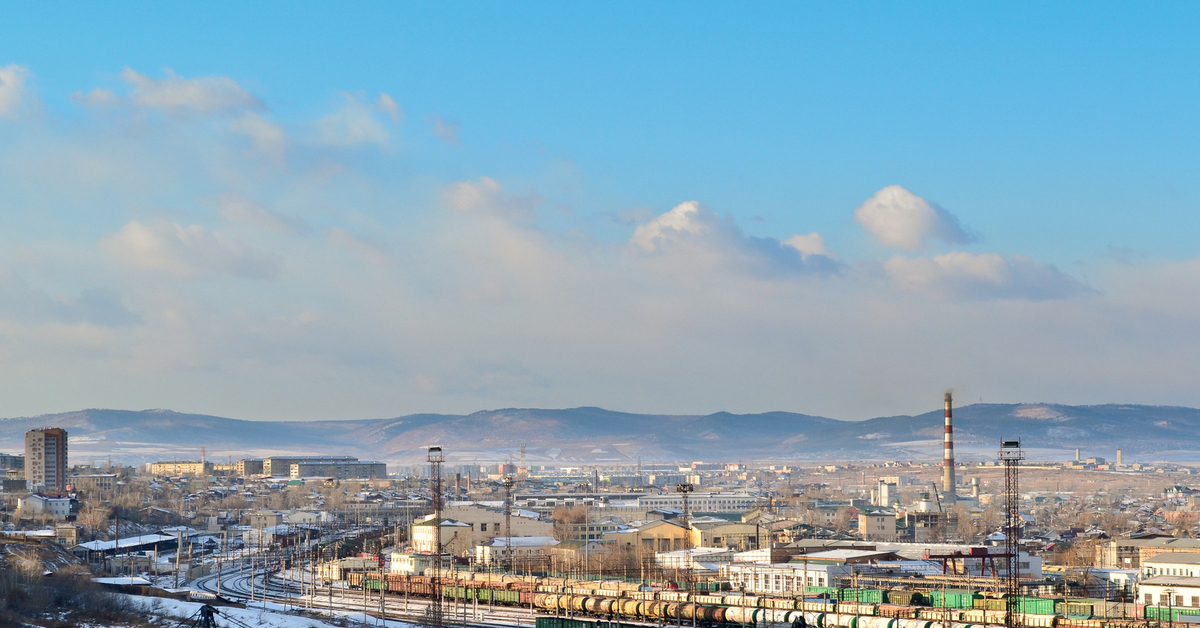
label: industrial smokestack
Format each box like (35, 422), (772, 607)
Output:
(942, 392), (957, 505)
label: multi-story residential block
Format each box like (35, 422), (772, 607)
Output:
(290, 460), (387, 479)
(262, 455), (356, 477)
(148, 460), (207, 476)
(69, 473), (117, 492)
(858, 510), (898, 541)
(25, 428), (68, 492)
(0, 453), (25, 470)
(638, 491), (766, 514)
(236, 458), (265, 476)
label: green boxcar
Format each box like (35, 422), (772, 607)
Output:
(495, 589), (521, 604)
(929, 590), (981, 609)
(1146, 607), (1200, 622)
(1013, 596), (1062, 615)
(886, 591), (924, 606)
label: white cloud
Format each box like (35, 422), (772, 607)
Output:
(326, 227), (389, 266)
(314, 93), (390, 148)
(441, 176), (541, 220)
(430, 115), (461, 144)
(631, 201), (840, 277)
(784, 232), (836, 260)
(72, 87), (120, 107)
(855, 185), (978, 250)
(216, 194), (306, 236)
(0, 64), (29, 119)
(119, 67), (263, 115)
(229, 112), (287, 161)
(101, 220), (281, 279)
(376, 93), (402, 122)
(884, 251), (1090, 300)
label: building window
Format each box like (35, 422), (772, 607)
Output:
(480, 523), (487, 532)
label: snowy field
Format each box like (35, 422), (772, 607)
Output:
(126, 594), (419, 628)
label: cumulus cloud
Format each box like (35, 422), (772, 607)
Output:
(101, 220), (281, 279)
(884, 251), (1090, 300)
(229, 112), (287, 161)
(441, 176), (541, 220)
(855, 185), (978, 250)
(314, 93), (391, 148)
(429, 115), (461, 144)
(376, 93), (402, 122)
(0, 64), (29, 119)
(784, 232), (837, 261)
(119, 67), (263, 115)
(631, 201), (840, 277)
(216, 194), (307, 236)
(326, 227), (389, 266)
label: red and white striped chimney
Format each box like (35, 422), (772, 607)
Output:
(942, 391), (957, 505)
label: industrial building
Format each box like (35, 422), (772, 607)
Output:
(25, 428), (68, 492)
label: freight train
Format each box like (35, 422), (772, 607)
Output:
(346, 572), (1180, 628)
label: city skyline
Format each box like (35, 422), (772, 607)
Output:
(2, 5), (1200, 422)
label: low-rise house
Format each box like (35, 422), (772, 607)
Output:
(18, 493), (73, 520)
(475, 536), (560, 566)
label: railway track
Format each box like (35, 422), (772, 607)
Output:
(191, 564), (544, 627)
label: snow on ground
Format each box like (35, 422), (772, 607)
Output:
(125, 594), (419, 628)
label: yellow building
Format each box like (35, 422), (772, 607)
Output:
(689, 519), (769, 551)
(605, 519), (691, 553)
(411, 517), (474, 556)
(148, 460), (207, 476)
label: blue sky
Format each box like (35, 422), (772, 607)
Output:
(1, 4), (1199, 421)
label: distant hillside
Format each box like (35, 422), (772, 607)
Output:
(0, 403), (1198, 465)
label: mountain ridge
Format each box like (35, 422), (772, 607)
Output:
(1, 403), (1198, 465)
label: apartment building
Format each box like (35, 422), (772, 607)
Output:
(290, 460), (386, 480)
(0, 453), (24, 470)
(25, 428), (68, 492)
(148, 460), (207, 476)
(237, 458), (265, 476)
(638, 491), (766, 514)
(69, 473), (117, 492)
(263, 455), (356, 477)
